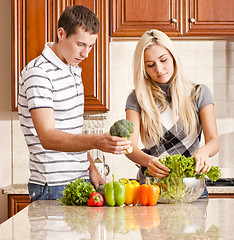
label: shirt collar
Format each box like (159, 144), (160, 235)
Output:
(42, 42), (82, 76)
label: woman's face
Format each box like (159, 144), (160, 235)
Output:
(144, 44), (174, 84)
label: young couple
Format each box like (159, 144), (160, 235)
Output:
(18, 5), (219, 201)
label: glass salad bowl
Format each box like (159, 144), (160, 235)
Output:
(146, 177), (205, 203)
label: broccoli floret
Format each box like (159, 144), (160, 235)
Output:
(109, 119), (134, 154)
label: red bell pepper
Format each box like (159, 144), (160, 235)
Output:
(87, 192), (104, 207)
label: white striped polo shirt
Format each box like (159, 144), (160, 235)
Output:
(18, 42), (90, 186)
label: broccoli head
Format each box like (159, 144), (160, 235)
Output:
(109, 119), (134, 154)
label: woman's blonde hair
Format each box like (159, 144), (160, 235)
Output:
(133, 29), (200, 147)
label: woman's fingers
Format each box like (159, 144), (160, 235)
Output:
(148, 158), (170, 177)
(193, 149), (211, 174)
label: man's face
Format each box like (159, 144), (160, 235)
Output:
(57, 27), (98, 66)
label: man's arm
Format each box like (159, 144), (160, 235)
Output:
(30, 108), (131, 154)
(87, 152), (105, 189)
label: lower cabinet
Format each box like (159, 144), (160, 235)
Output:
(8, 194), (31, 218)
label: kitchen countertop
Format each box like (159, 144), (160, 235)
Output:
(2, 184), (29, 194)
(0, 198), (233, 240)
(2, 184), (234, 195)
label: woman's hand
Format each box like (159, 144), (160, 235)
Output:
(192, 148), (212, 174)
(147, 157), (170, 178)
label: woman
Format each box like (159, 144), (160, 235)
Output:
(125, 29), (219, 197)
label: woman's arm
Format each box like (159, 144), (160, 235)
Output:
(126, 109), (170, 177)
(30, 108), (131, 154)
(193, 104), (220, 174)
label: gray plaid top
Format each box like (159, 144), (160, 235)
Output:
(125, 84), (214, 159)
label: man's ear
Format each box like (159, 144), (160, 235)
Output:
(57, 28), (66, 41)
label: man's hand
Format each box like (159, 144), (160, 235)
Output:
(89, 168), (105, 189)
(95, 132), (132, 154)
(88, 153), (105, 189)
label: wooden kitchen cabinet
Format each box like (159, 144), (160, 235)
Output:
(12, 0), (109, 111)
(8, 194), (31, 218)
(185, 0), (234, 35)
(110, 0), (234, 37)
(110, 0), (182, 37)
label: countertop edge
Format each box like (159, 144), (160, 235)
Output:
(2, 184), (234, 195)
(2, 184), (29, 195)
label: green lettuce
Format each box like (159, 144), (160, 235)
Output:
(145, 154), (221, 200)
(59, 178), (95, 206)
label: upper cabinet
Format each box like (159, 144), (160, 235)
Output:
(110, 0), (234, 37)
(110, 0), (182, 37)
(12, 0), (109, 112)
(185, 0), (234, 35)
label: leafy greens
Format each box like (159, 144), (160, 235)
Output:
(145, 154), (221, 200)
(59, 178), (95, 206)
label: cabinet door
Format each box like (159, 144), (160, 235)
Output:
(185, 0), (234, 35)
(8, 194), (31, 218)
(12, 0), (109, 111)
(110, 0), (182, 37)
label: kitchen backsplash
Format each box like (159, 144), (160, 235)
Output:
(12, 40), (234, 183)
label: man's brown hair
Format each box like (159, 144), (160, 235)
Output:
(56, 5), (100, 43)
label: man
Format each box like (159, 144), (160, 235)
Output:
(18, 5), (131, 202)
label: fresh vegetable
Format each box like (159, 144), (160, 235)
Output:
(145, 154), (221, 181)
(139, 181), (160, 206)
(109, 119), (134, 154)
(120, 178), (140, 205)
(96, 184), (107, 205)
(144, 154), (221, 200)
(87, 192), (104, 207)
(96, 184), (105, 196)
(131, 180), (140, 205)
(59, 178), (95, 206)
(104, 175), (125, 207)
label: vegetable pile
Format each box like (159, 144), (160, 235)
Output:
(60, 179), (95, 206)
(109, 119), (134, 154)
(145, 154), (221, 201)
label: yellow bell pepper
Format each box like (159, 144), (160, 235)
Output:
(131, 180), (140, 205)
(120, 179), (140, 205)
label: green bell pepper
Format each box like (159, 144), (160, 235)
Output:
(104, 175), (125, 207)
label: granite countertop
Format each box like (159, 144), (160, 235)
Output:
(0, 198), (233, 240)
(2, 184), (28, 194)
(2, 184), (234, 195)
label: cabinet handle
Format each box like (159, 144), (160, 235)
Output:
(189, 18), (196, 23)
(170, 18), (177, 23)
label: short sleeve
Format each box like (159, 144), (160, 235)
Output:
(125, 90), (142, 113)
(20, 67), (54, 111)
(195, 84), (214, 112)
